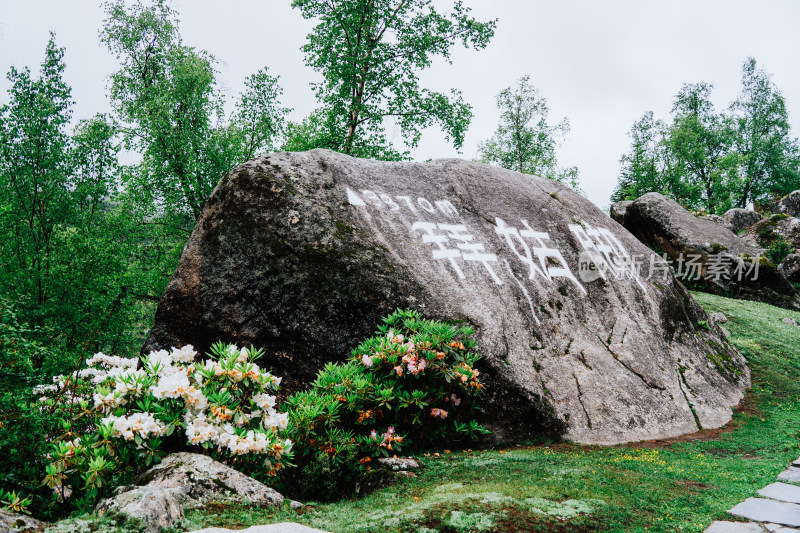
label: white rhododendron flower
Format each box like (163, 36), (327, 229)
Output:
(170, 345), (197, 363)
(252, 393), (276, 410)
(151, 370), (192, 399)
(102, 412), (165, 441)
(46, 344), (291, 470)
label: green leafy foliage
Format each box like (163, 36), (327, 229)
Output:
(101, 0), (289, 220)
(0, 300), (63, 518)
(613, 58), (800, 213)
(290, 0), (496, 158)
(478, 75), (582, 192)
(765, 236), (793, 267)
(280, 310), (488, 500)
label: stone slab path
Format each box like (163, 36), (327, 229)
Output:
(704, 458), (800, 532)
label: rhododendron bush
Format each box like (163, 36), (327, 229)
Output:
(38, 343), (291, 511)
(280, 309), (489, 500)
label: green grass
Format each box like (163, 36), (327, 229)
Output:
(61, 292), (800, 533)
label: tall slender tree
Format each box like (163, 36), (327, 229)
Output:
(292, 0), (495, 159)
(667, 82), (738, 213)
(730, 58), (799, 208)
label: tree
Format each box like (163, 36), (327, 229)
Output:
(0, 33), (73, 329)
(102, 0), (288, 219)
(730, 58), (800, 208)
(667, 83), (738, 213)
(478, 76), (581, 190)
(0, 36), (139, 365)
(292, 0), (496, 159)
(614, 59), (800, 213)
(613, 111), (665, 202)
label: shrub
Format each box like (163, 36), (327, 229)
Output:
(280, 309), (489, 500)
(765, 236), (793, 267)
(0, 299), (61, 518)
(38, 343), (292, 513)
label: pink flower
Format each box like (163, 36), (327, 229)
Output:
(394, 365), (404, 376)
(387, 426), (395, 434)
(361, 354), (373, 367)
(418, 359), (427, 371)
(450, 393), (460, 406)
(430, 408), (448, 419)
(370, 429), (377, 439)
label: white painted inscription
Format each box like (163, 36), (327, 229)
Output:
(569, 223), (646, 291)
(345, 185), (647, 325)
(495, 218), (587, 294)
(412, 222), (502, 284)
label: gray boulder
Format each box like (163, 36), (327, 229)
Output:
(0, 509), (46, 532)
(609, 200), (632, 225)
(723, 208), (763, 234)
(709, 312), (728, 324)
(621, 193), (799, 310)
(144, 150), (749, 445)
(377, 457), (421, 471)
(776, 191), (800, 218)
(97, 453), (283, 532)
(699, 214), (736, 234)
(779, 254), (800, 283)
(741, 214), (800, 251)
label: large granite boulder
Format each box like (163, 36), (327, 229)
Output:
(723, 208), (763, 234)
(741, 214), (800, 252)
(776, 191), (800, 218)
(97, 453), (283, 532)
(779, 254), (800, 283)
(144, 150), (749, 445)
(621, 193), (799, 310)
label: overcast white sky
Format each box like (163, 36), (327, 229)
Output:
(2, 0), (800, 209)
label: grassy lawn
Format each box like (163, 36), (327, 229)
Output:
(58, 292), (800, 533)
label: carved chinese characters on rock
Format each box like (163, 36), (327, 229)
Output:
(346, 186), (647, 326)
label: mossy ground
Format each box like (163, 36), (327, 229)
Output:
(60, 292), (800, 533)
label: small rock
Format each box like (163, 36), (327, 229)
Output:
(710, 312), (729, 324)
(0, 509), (47, 533)
(98, 485), (183, 532)
(776, 191), (800, 218)
(723, 208), (764, 234)
(98, 453), (284, 532)
(700, 214), (736, 234)
(782, 318), (799, 327)
(704, 521), (766, 532)
(609, 200), (633, 225)
(728, 497), (800, 527)
(289, 500), (304, 510)
(719, 326), (732, 338)
(376, 457), (421, 471)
